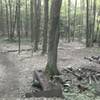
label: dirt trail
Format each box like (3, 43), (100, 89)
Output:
(0, 53), (20, 98)
(0, 41), (100, 99)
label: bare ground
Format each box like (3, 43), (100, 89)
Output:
(0, 40), (100, 99)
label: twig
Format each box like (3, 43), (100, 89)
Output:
(64, 68), (82, 80)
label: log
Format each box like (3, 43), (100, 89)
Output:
(0, 48), (32, 53)
(33, 86), (63, 98)
(82, 63), (100, 73)
(80, 61), (100, 73)
(32, 70), (63, 98)
(26, 86), (63, 98)
(84, 56), (100, 65)
(34, 70), (50, 91)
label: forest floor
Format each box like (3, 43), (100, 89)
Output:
(0, 38), (100, 100)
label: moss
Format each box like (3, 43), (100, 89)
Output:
(45, 63), (59, 77)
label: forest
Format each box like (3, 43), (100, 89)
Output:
(0, 0), (100, 100)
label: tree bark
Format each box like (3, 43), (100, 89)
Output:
(0, 0), (4, 35)
(68, 0), (71, 42)
(5, 0), (10, 38)
(17, 0), (21, 54)
(72, 0), (77, 41)
(30, 0), (34, 42)
(34, 0), (41, 52)
(46, 0), (62, 76)
(25, 0), (28, 38)
(12, 1), (17, 37)
(92, 0), (96, 43)
(9, 0), (13, 40)
(86, 0), (91, 47)
(42, 0), (49, 54)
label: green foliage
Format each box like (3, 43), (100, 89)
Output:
(97, 0), (100, 9)
(63, 83), (100, 100)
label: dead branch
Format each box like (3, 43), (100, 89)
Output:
(0, 48), (32, 53)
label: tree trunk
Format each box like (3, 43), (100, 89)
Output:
(0, 0), (4, 35)
(5, 0), (10, 38)
(12, 1), (17, 37)
(25, 0), (28, 38)
(68, 0), (71, 42)
(34, 0), (41, 52)
(86, 0), (91, 47)
(86, 0), (94, 47)
(46, 0), (62, 76)
(92, 0), (96, 43)
(9, 0), (13, 40)
(17, 0), (21, 54)
(42, 0), (49, 54)
(30, 0), (34, 42)
(72, 0), (77, 41)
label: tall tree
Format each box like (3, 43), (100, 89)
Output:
(9, 0), (13, 40)
(72, 0), (77, 41)
(34, 0), (41, 52)
(85, 0), (96, 47)
(78, 0), (84, 41)
(92, 0), (96, 42)
(68, 0), (71, 42)
(12, 2), (17, 36)
(64, 0), (68, 39)
(30, 0), (34, 42)
(17, 0), (21, 53)
(5, 0), (10, 38)
(86, 0), (91, 47)
(97, 10), (100, 46)
(0, 0), (4, 35)
(46, 0), (62, 76)
(42, 0), (49, 54)
(25, 0), (28, 37)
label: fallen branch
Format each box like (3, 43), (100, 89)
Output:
(92, 75), (98, 83)
(84, 56), (100, 64)
(88, 75), (92, 84)
(64, 68), (83, 80)
(0, 48), (32, 53)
